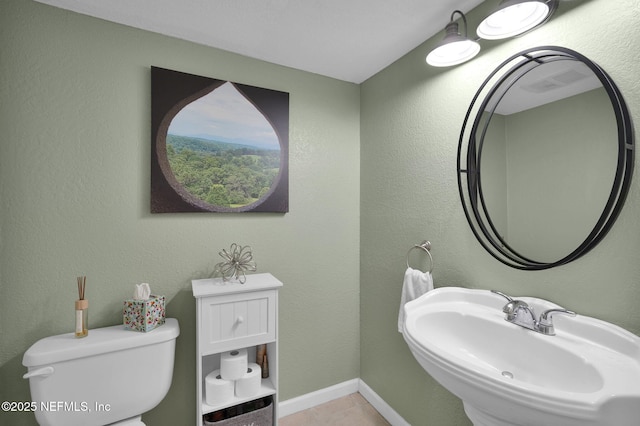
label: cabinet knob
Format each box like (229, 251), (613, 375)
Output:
(236, 316), (244, 324)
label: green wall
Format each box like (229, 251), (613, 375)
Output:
(0, 1), (360, 425)
(360, 0), (640, 424)
(3, 0), (640, 425)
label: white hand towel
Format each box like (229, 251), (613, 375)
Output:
(398, 267), (433, 333)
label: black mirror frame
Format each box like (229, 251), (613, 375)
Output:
(457, 46), (634, 270)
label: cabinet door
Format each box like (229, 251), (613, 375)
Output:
(199, 290), (276, 354)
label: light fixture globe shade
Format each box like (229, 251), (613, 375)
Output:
(477, 0), (551, 40)
(426, 34), (481, 67)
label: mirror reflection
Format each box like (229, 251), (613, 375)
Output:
(481, 67), (617, 262)
(458, 47), (633, 269)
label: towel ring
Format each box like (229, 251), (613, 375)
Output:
(406, 240), (433, 273)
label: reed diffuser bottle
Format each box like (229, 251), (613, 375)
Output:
(75, 276), (88, 338)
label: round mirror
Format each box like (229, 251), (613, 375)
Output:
(457, 46), (634, 270)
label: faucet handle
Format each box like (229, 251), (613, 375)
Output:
(538, 308), (576, 335)
(540, 308), (577, 321)
(491, 290), (535, 321)
(491, 291), (529, 320)
(491, 290), (514, 302)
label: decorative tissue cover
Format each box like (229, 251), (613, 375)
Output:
(123, 295), (166, 332)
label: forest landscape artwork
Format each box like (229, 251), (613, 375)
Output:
(151, 67), (289, 213)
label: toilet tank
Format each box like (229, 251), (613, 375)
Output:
(22, 318), (180, 426)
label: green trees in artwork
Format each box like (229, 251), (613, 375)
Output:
(166, 135), (280, 208)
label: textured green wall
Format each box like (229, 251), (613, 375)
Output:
(360, 0), (640, 424)
(0, 1), (360, 425)
(3, 0), (640, 425)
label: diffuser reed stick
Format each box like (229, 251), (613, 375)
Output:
(77, 276), (86, 300)
(75, 276), (88, 338)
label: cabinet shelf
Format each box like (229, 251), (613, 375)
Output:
(199, 338), (276, 358)
(193, 273), (282, 426)
(201, 377), (276, 415)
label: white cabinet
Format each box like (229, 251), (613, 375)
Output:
(192, 273), (282, 425)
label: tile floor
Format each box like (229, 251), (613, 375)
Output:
(279, 393), (390, 426)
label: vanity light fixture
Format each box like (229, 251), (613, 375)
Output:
(426, 10), (480, 67)
(477, 0), (558, 40)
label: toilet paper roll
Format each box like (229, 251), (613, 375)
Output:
(220, 348), (248, 380)
(235, 363), (262, 398)
(205, 370), (234, 406)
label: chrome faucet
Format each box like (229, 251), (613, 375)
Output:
(491, 290), (576, 336)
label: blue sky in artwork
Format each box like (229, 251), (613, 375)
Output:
(168, 82), (280, 150)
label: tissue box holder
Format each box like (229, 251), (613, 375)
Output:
(123, 295), (165, 332)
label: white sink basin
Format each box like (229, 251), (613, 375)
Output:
(402, 287), (640, 426)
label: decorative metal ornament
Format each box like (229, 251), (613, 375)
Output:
(214, 243), (257, 283)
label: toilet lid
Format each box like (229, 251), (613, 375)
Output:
(23, 318), (179, 366)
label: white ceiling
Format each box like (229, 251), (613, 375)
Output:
(492, 60), (602, 115)
(34, 0), (485, 83)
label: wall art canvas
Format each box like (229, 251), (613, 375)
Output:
(151, 67), (289, 213)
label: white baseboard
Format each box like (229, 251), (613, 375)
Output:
(278, 378), (359, 418)
(278, 378), (409, 426)
(357, 380), (410, 426)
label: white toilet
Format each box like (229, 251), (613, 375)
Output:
(22, 318), (180, 426)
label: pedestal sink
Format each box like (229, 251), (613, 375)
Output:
(401, 287), (640, 426)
